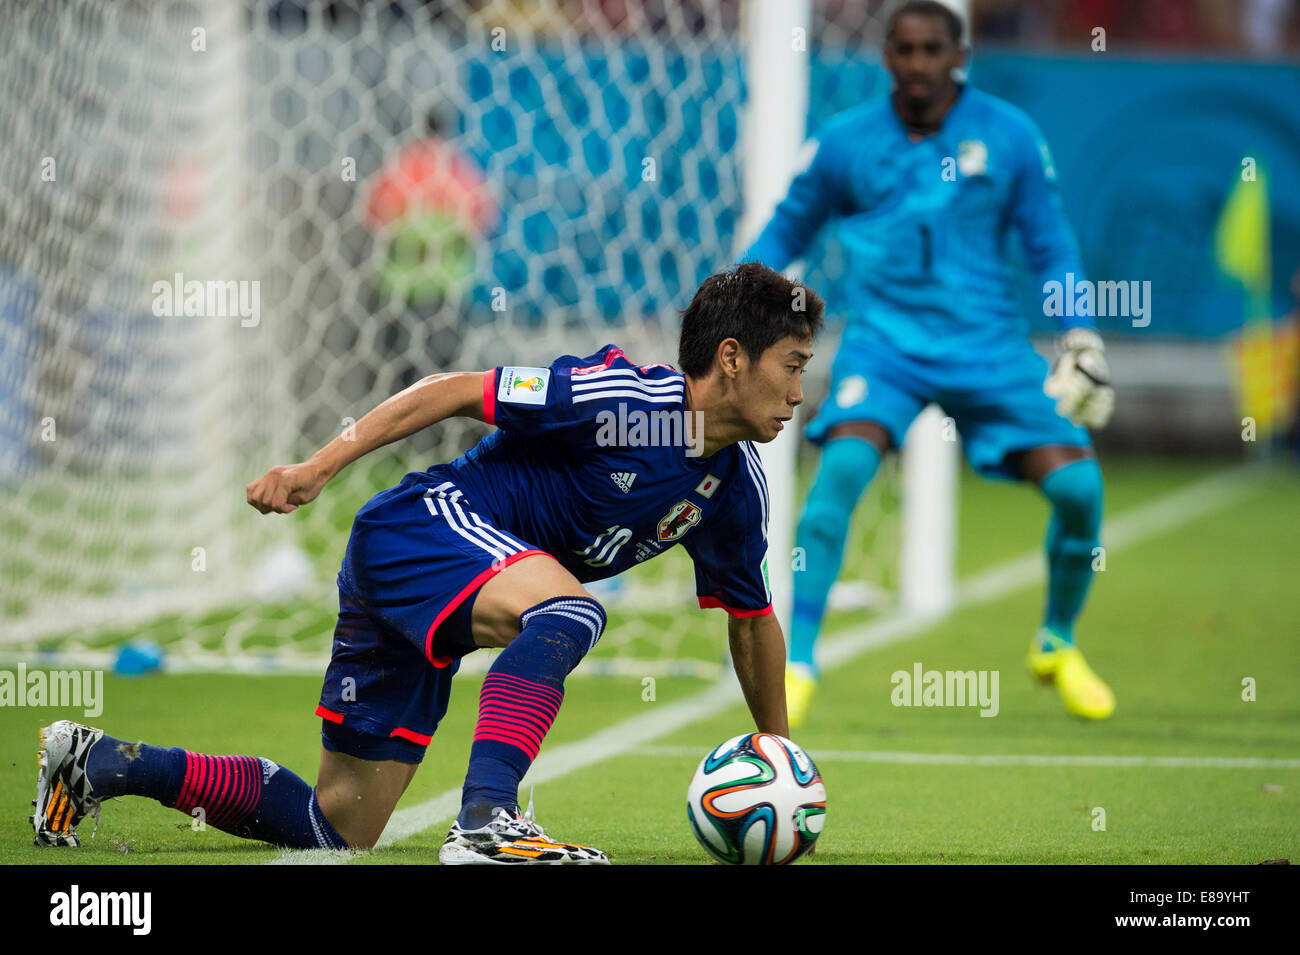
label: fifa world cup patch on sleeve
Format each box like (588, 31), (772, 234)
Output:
(498, 367), (551, 405)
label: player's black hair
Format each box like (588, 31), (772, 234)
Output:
(886, 0), (964, 45)
(678, 263), (824, 378)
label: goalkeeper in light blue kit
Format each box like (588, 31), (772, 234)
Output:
(745, 0), (1115, 724)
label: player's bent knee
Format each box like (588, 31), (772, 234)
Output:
(314, 790), (389, 850)
(312, 785), (364, 847)
(797, 512), (841, 546)
(326, 818), (379, 850)
(473, 554), (594, 647)
(825, 420), (890, 454)
(1015, 444), (1093, 485)
(1039, 457), (1103, 529)
(802, 433), (884, 528)
(522, 594), (607, 653)
(315, 748), (416, 850)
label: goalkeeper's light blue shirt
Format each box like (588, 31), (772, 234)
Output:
(744, 86), (1092, 361)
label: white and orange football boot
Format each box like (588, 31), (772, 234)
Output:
(32, 720), (106, 846)
(439, 802), (609, 865)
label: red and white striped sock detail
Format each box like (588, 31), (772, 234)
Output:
(171, 753), (264, 830)
(471, 672), (563, 761)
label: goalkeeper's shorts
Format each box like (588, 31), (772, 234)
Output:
(805, 334), (1090, 481)
(315, 474), (550, 762)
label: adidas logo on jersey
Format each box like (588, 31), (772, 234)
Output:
(610, 471), (636, 493)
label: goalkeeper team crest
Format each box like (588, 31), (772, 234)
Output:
(957, 139), (988, 177)
(835, 374), (868, 409)
(657, 500), (701, 542)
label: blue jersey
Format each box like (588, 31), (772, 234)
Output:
(744, 86), (1091, 361)
(425, 344), (773, 617)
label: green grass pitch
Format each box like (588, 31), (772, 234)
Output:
(2, 457), (1297, 864)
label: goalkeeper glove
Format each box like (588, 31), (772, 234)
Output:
(1044, 327), (1114, 429)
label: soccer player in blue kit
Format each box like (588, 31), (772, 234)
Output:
(745, 0), (1116, 725)
(31, 264), (822, 864)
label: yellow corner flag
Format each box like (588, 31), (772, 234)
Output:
(1216, 167), (1270, 293)
(1217, 167), (1291, 439)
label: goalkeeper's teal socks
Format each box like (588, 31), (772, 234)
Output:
(1038, 457), (1104, 648)
(790, 437), (882, 671)
(86, 736), (347, 849)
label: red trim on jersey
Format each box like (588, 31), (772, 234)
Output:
(389, 726), (433, 746)
(423, 549), (555, 665)
(697, 596), (775, 618)
(316, 704), (345, 724)
(482, 370), (496, 426)
(573, 345), (645, 375)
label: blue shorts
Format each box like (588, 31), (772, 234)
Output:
(316, 474), (550, 763)
(805, 334), (1091, 480)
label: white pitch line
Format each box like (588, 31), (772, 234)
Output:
(271, 679), (747, 863)
(629, 745), (1300, 770)
(270, 464), (1268, 864)
(947, 461), (1267, 614)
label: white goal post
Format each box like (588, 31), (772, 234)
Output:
(743, 0), (959, 627)
(0, 0), (958, 673)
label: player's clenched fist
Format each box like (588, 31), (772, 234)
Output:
(246, 462), (327, 514)
(1044, 327), (1114, 429)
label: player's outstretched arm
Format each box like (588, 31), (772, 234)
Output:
(741, 135), (843, 273)
(246, 371), (488, 514)
(728, 613), (790, 739)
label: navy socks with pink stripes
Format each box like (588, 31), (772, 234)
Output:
(86, 738), (347, 849)
(82, 594), (610, 840)
(458, 595), (606, 828)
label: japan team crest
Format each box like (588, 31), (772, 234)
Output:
(657, 500), (701, 542)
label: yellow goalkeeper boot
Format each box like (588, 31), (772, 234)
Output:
(1027, 629), (1115, 720)
(785, 663), (818, 729)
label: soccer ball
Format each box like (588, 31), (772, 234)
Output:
(686, 732), (826, 865)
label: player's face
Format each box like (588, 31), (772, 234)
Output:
(885, 14), (962, 111)
(742, 335), (812, 442)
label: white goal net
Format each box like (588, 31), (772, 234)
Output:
(0, 0), (922, 677)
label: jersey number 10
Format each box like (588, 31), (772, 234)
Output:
(575, 525), (633, 567)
